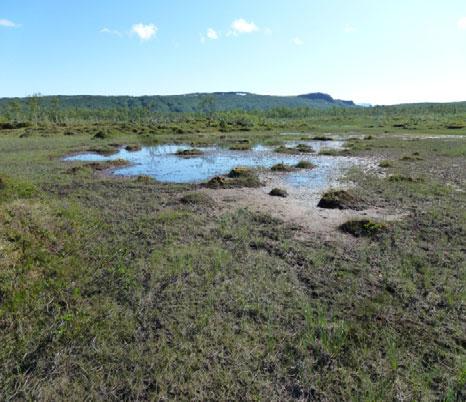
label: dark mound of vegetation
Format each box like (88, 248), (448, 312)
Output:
(275, 144), (314, 154)
(400, 155), (423, 161)
(228, 167), (255, 178)
(0, 122), (29, 130)
(180, 192), (215, 206)
(176, 148), (203, 156)
(85, 159), (129, 171)
(295, 160), (316, 169)
(93, 130), (111, 139)
(125, 144), (142, 152)
(446, 123), (464, 129)
(205, 176), (228, 188)
(271, 163), (294, 172)
(317, 190), (360, 210)
(274, 145), (298, 154)
(205, 171), (261, 189)
(0, 177), (5, 190)
(312, 135), (332, 141)
(135, 175), (155, 184)
(269, 188), (288, 197)
(229, 143), (252, 150)
(379, 160), (393, 168)
(295, 143), (314, 153)
(388, 175), (424, 183)
(339, 219), (387, 237)
(87, 147), (119, 156)
(64, 130), (79, 136)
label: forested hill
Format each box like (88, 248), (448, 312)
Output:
(0, 92), (357, 113)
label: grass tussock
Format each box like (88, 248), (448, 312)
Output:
(275, 143), (314, 154)
(269, 188), (288, 197)
(379, 160), (393, 168)
(205, 171), (262, 189)
(125, 144), (142, 152)
(339, 219), (388, 237)
(229, 143), (252, 151)
(180, 192), (215, 206)
(388, 175), (424, 183)
(228, 167), (255, 178)
(317, 190), (360, 210)
(271, 163), (294, 172)
(176, 148), (203, 156)
(295, 160), (316, 169)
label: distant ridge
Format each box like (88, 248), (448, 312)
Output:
(297, 92), (355, 106)
(0, 92), (359, 113)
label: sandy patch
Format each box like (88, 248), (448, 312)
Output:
(202, 171), (405, 240)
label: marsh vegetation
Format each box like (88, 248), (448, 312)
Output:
(0, 103), (465, 400)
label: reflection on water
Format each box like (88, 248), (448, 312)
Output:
(64, 140), (365, 190)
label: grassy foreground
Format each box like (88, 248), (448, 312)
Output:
(0, 126), (465, 400)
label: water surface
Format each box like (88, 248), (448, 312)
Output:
(65, 140), (367, 190)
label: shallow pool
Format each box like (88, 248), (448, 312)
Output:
(64, 140), (366, 190)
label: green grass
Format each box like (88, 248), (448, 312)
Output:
(0, 125), (465, 400)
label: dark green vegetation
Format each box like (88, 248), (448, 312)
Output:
(275, 144), (315, 154)
(0, 92), (356, 116)
(317, 190), (361, 210)
(2, 93), (466, 136)
(179, 192), (215, 207)
(0, 107), (465, 400)
(176, 148), (203, 156)
(204, 170), (261, 189)
(295, 160), (316, 169)
(269, 188), (288, 197)
(271, 163), (295, 172)
(339, 219), (387, 237)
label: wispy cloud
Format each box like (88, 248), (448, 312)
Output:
(131, 23), (158, 40)
(458, 17), (466, 30)
(207, 28), (219, 40)
(230, 18), (259, 35)
(100, 27), (122, 37)
(0, 18), (19, 28)
(291, 36), (304, 46)
(344, 24), (356, 33)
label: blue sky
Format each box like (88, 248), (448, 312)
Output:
(1, 0), (466, 104)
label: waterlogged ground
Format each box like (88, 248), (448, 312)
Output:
(65, 140), (370, 192)
(1, 128), (464, 401)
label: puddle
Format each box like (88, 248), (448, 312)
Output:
(64, 140), (370, 191)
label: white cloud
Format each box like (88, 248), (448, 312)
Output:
(207, 28), (219, 40)
(100, 27), (122, 37)
(344, 24), (356, 33)
(458, 17), (466, 30)
(292, 36), (304, 46)
(230, 18), (259, 35)
(0, 18), (19, 28)
(131, 23), (158, 40)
